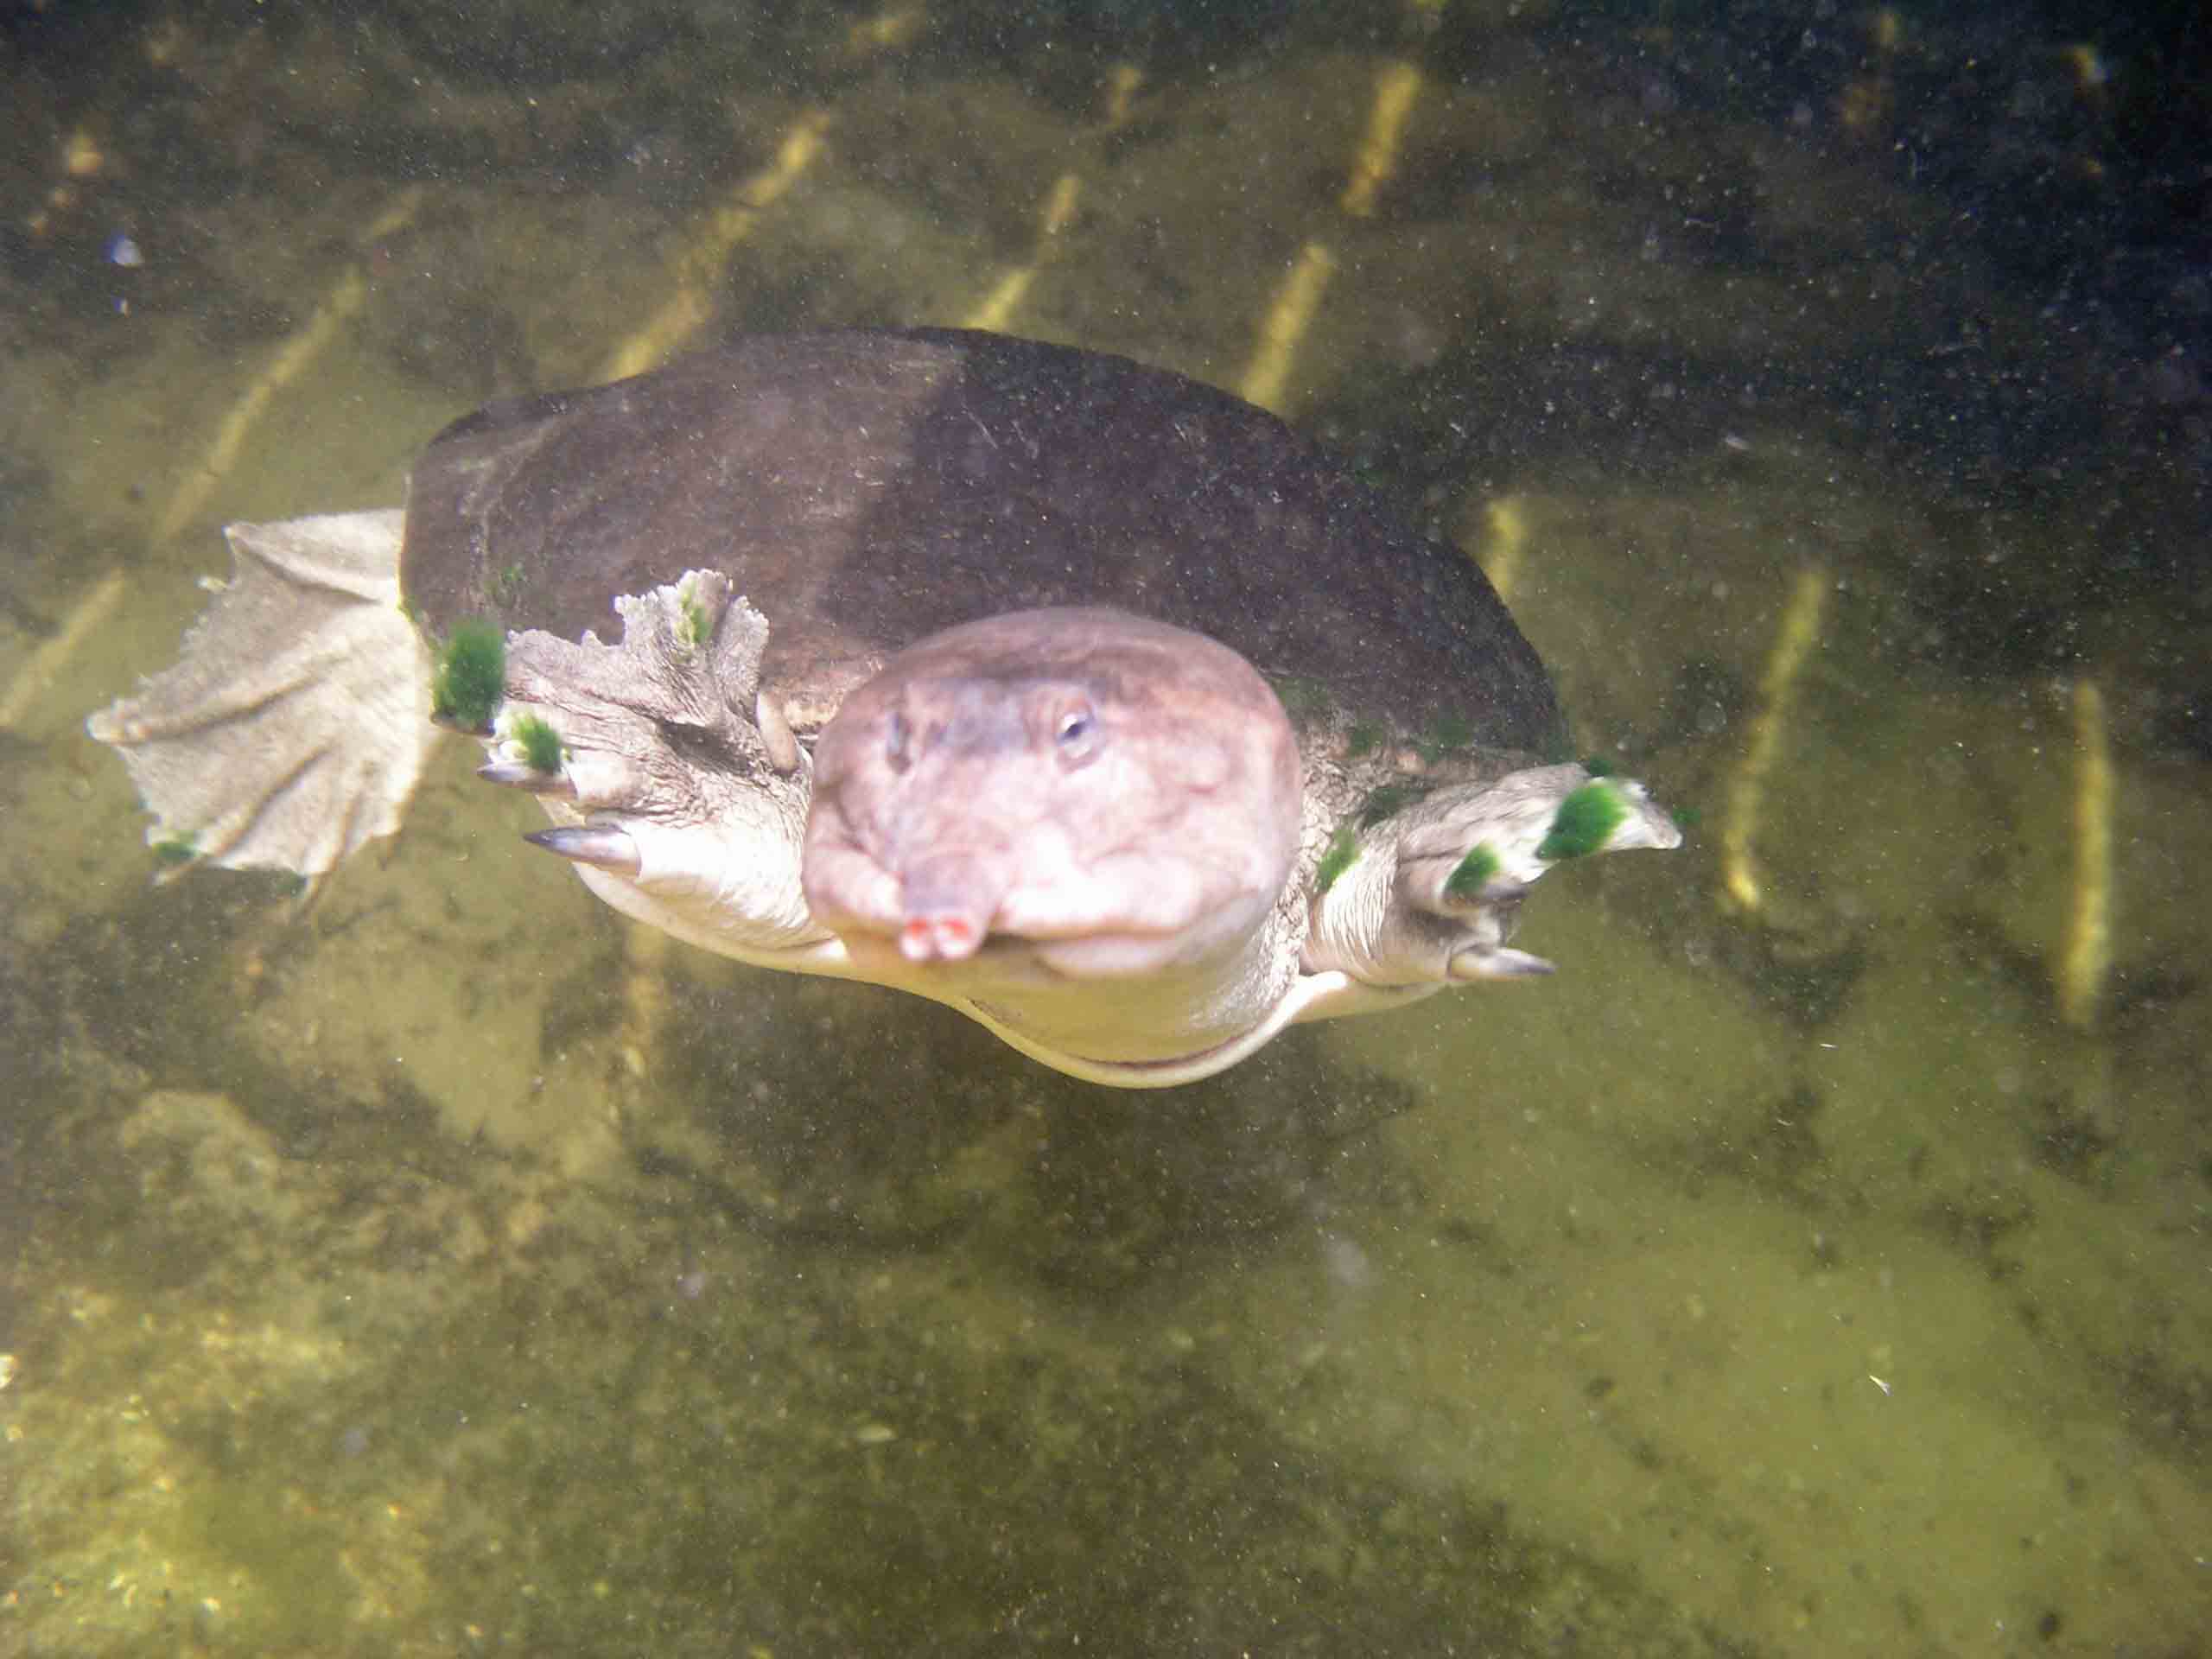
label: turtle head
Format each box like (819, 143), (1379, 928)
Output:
(803, 607), (1301, 983)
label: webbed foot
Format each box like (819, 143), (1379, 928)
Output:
(1303, 764), (1681, 987)
(471, 572), (827, 960)
(86, 511), (433, 884)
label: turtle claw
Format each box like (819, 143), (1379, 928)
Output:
(526, 823), (643, 875)
(1448, 945), (1557, 982)
(477, 760), (577, 798)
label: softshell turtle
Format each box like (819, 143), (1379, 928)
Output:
(90, 328), (1679, 1087)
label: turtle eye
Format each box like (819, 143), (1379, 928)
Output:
(883, 709), (912, 772)
(1052, 701), (1100, 767)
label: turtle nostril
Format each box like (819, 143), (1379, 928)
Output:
(896, 855), (1003, 963)
(901, 913), (979, 962)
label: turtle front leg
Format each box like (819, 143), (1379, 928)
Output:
(467, 571), (831, 967)
(1301, 765), (1681, 988)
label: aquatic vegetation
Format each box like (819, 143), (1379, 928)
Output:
(151, 833), (198, 867)
(510, 712), (563, 774)
(1314, 823), (1362, 895)
(1444, 841), (1500, 899)
(431, 620), (505, 731)
(1537, 779), (1629, 861)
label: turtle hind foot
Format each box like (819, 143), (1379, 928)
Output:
(86, 511), (435, 880)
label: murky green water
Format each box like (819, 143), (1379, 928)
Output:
(4, 3), (2208, 1654)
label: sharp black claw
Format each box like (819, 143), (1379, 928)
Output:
(525, 824), (642, 875)
(479, 760), (577, 798)
(1448, 946), (1557, 982)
